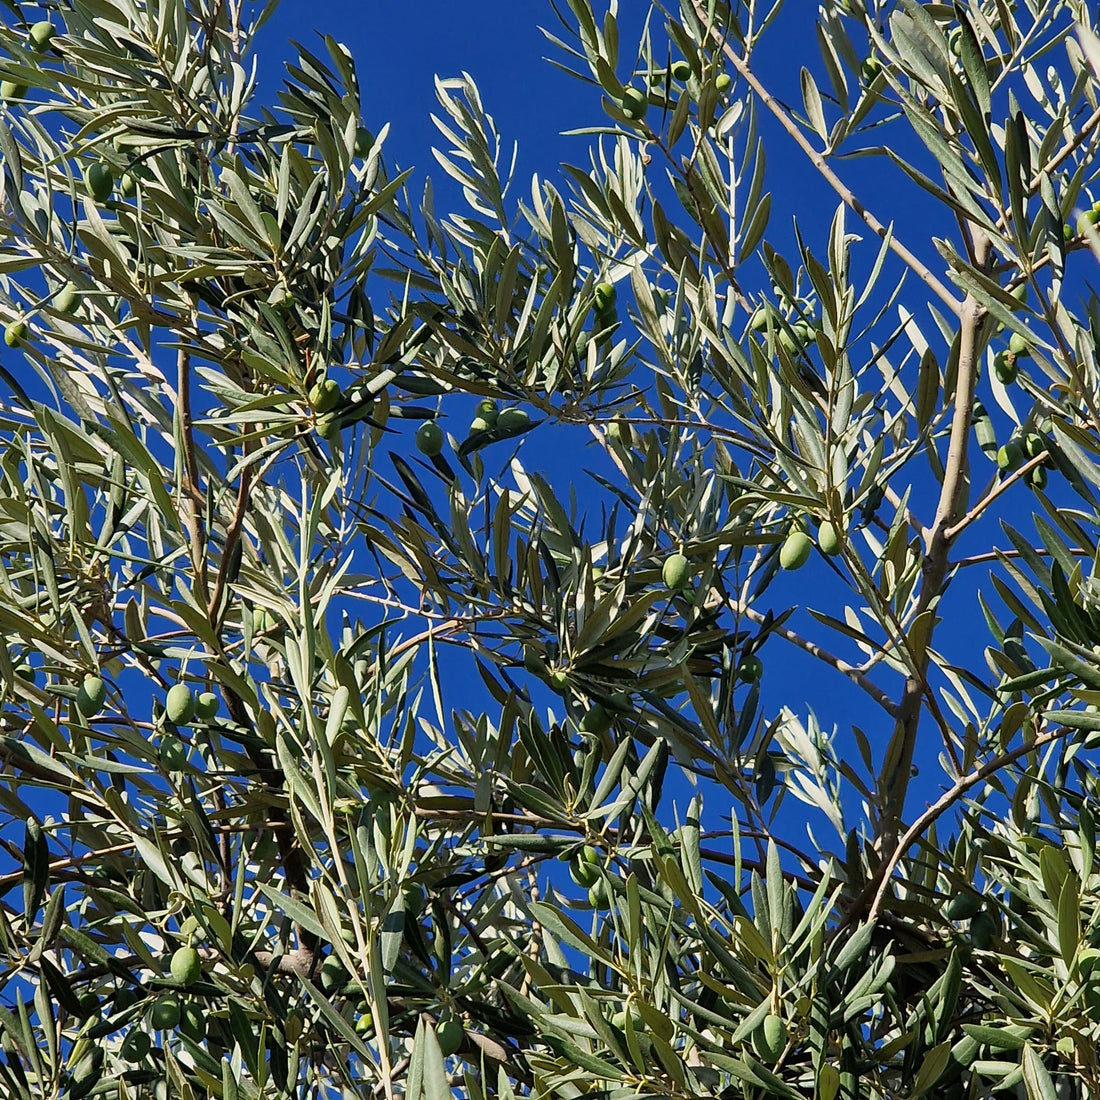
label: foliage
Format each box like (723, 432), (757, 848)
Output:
(1, 0), (1100, 1097)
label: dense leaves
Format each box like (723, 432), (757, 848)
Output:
(1, 0), (1100, 1097)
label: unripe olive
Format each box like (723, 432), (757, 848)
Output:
(0, 80), (27, 101)
(4, 320), (28, 347)
(752, 1013), (786, 1062)
(29, 21), (56, 51)
(1008, 331), (1031, 357)
(737, 654), (763, 683)
(469, 415), (492, 434)
(309, 378), (341, 413)
(817, 520), (841, 556)
(716, 73), (732, 93)
(621, 87), (648, 120)
(160, 738), (189, 771)
(570, 845), (602, 887)
(179, 1002), (206, 1040)
(437, 1016), (464, 1056)
(169, 946), (201, 987)
(84, 161), (113, 203)
(944, 892), (983, 920)
(997, 438), (1024, 471)
(779, 531), (812, 570)
(662, 552), (690, 590)
(1028, 465), (1048, 490)
(588, 880), (609, 908)
(354, 127), (374, 156)
(1078, 209), (1100, 236)
(194, 691), (219, 720)
(497, 407), (530, 432)
(474, 398), (498, 425)
(415, 421), (444, 456)
(165, 683), (195, 725)
(594, 282), (616, 309)
(150, 996), (181, 1030)
(993, 350), (1018, 384)
(76, 674), (106, 717)
(315, 411), (341, 441)
(579, 703), (611, 734)
(671, 60), (691, 81)
(120, 1028), (150, 1062)
(53, 282), (79, 314)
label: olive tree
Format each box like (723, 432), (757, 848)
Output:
(1, 0), (1100, 1097)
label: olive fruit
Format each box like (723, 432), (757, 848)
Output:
(0, 81), (27, 101)
(54, 282), (79, 314)
(1025, 432), (1047, 459)
(469, 415), (492, 434)
(1008, 331), (1031, 357)
(84, 161), (114, 203)
(4, 320), (28, 347)
(662, 551), (691, 590)
(309, 378), (341, 413)
(997, 438), (1023, 471)
(607, 416), (630, 443)
(474, 398), (498, 425)
(150, 996), (181, 1030)
(621, 87), (648, 120)
(549, 668), (571, 691)
(860, 56), (883, 84)
(716, 73), (732, 93)
(1028, 465), (1048, 490)
(307, 377), (346, 419)
(319, 954), (344, 992)
(570, 845), (602, 887)
(160, 738), (189, 771)
(588, 880), (609, 908)
(579, 703), (611, 734)
(29, 21), (56, 51)
(14, 662), (36, 683)
(671, 60), (692, 81)
(993, 350), (1018, 384)
(354, 127), (374, 156)
(737, 654), (763, 683)
(120, 1029), (151, 1062)
(415, 421), (444, 456)
(1078, 209), (1100, 235)
(594, 282), (616, 310)
(749, 306), (771, 331)
(315, 412), (341, 441)
(355, 1008), (374, 1034)
(497, 407), (530, 432)
(817, 520), (841, 556)
(179, 1002), (205, 1041)
(944, 892), (983, 920)
(76, 674), (106, 717)
(165, 683), (195, 725)
(969, 910), (997, 949)
(169, 946), (201, 987)
(752, 1013), (787, 1063)
(194, 691), (219, 720)
(779, 531), (812, 570)
(437, 1016), (464, 1056)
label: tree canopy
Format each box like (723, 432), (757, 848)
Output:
(2, 0), (1100, 1097)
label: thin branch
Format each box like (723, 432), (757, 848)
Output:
(944, 451), (1047, 541)
(689, 0), (961, 315)
(866, 719), (1071, 923)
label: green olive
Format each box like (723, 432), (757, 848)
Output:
(621, 87), (648, 121)
(4, 320), (28, 347)
(29, 21), (56, 51)
(165, 683), (195, 725)
(415, 421), (444, 456)
(817, 520), (842, 556)
(671, 60), (692, 81)
(662, 552), (690, 590)
(84, 161), (114, 203)
(169, 946), (201, 987)
(779, 531), (812, 570)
